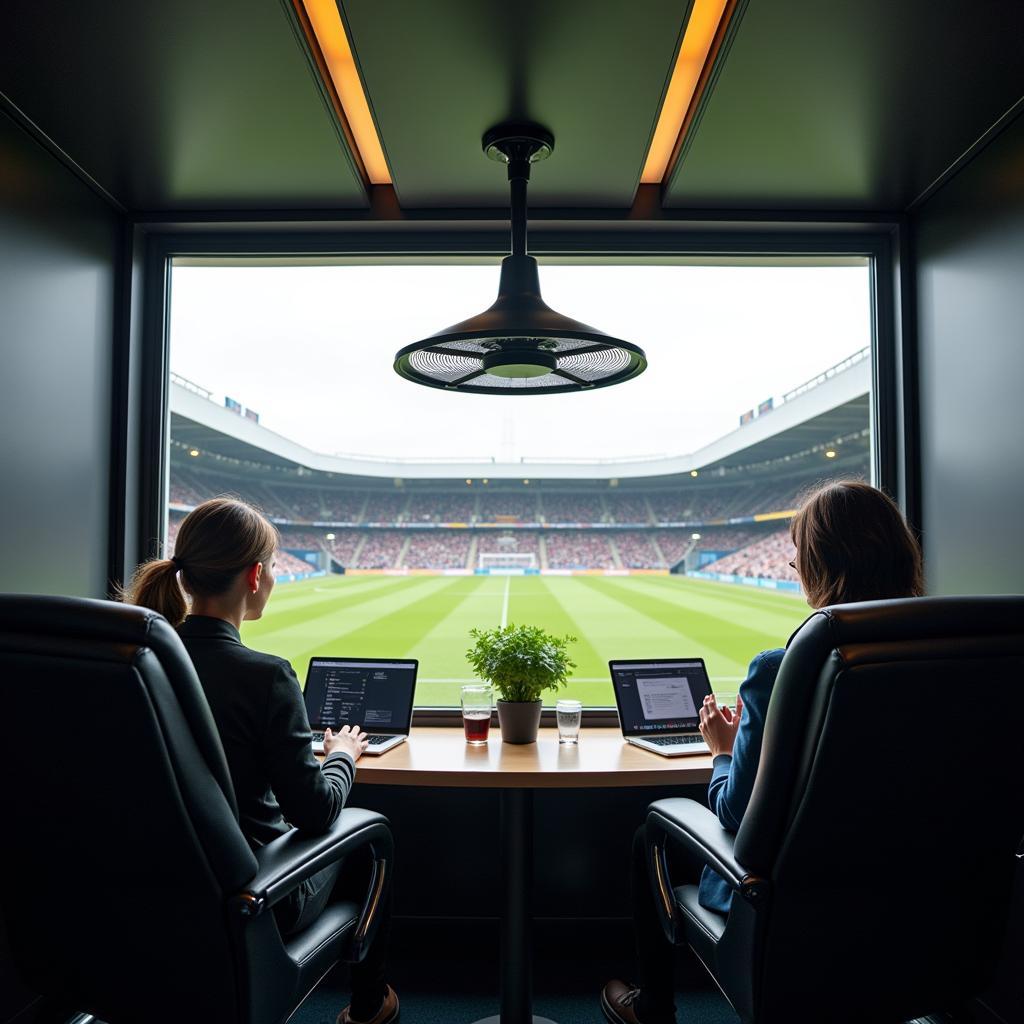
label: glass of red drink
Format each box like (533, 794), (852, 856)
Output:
(461, 685), (492, 745)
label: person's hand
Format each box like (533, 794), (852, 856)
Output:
(699, 694), (744, 757)
(323, 724), (368, 762)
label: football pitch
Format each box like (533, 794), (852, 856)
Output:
(241, 573), (810, 707)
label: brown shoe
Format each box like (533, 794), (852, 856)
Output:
(600, 979), (644, 1024)
(337, 984), (399, 1024)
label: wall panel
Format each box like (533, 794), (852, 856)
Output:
(0, 111), (119, 598)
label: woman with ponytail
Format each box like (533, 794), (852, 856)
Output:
(124, 498), (397, 1024)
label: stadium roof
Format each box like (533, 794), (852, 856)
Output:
(171, 350), (869, 483)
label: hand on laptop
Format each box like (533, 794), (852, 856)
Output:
(324, 725), (369, 762)
(699, 694), (743, 757)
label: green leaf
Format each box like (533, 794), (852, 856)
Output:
(466, 624), (577, 703)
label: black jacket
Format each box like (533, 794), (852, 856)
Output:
(177, 615), (354, 847)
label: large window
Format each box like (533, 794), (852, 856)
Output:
(166, 260), (873, 707)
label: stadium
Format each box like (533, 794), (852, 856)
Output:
(167, 347), (870, 706)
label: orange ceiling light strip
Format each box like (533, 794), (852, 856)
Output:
(298, 0), (391, 185)
(641, 0), (732, 184)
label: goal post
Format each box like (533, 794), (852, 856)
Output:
(478, 551), (537, 573)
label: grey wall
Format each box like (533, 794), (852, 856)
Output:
(0, 110), (120, 597)
(914, 112), (1024, 595)
(914, 112), (1024, 1024)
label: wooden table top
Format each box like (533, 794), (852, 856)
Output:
(338, 727), (715, 789)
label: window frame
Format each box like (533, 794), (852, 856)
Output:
(121, 216), (913, 724)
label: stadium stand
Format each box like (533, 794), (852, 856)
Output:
(406, 490), (477, 523)
(271, 486), (323, 521)
(319, 490), (368, 522)
(541, 493), (606, 523)
(278, 530), (326, 550)
(605, 493), (652, 524)
(352, 530), (405, 569)
(363, 492), (409, 523)
(654, 527), (761, 567)
(699, 527), (799, 582)
(276, 550), (319, 576)
(614, 531), (661, 568)
(478, 491), (540, 522)
(544, 531), (615, 569)
(322, 530), (364, 565)
(165, 447), (864, 578)
(401, 532), (473, 569)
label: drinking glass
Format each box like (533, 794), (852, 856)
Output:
(556, 699), (582, 744)
(461, 685), (492, 745)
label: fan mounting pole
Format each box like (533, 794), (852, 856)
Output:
(484, 124), (553, 258)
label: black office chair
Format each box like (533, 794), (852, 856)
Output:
(0, 595), (392, 1024)
(645, 596), (1024, 1024)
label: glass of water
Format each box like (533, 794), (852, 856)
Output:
(556, 699), (582, 744)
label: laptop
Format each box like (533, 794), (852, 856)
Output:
(303, 657), (418, 756)
(610, 658), (713, 757)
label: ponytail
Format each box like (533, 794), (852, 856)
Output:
(121, 498), (278, 628)
(121, 557), (190, 627)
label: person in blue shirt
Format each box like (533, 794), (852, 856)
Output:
(602, 480), (924, 1024)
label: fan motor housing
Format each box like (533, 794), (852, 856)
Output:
(482, 348), (557, 379)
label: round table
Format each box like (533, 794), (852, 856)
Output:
(350, 726), (714, 1024)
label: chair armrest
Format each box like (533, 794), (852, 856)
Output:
(233, 808), (392, 915)
(646, 798), (750, 891)
(645, 799), (764, 946)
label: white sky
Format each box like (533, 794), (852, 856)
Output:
(169, 263), (870, 462)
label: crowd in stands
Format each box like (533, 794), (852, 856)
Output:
(354, 531), (405, 569)
(363, 492), (408, 522)
(614, 532), (660, 568)
(406, 491), (476, 523)
(698, 528), (799, 582)
(174, 510), (796, 578)
(605, 493), (652, 523)
(653, 528), (757, 566)
(322, 530), (364, 565)
(541, 493), (605, 523)
(320, 491), (368, 521)
(403, 533), (473, 569)
(275, 550), (319, 576)
(271, 487), (323, 521)
(278, 530), (324, 550)
(544, 532), (615, 569)
(166, 514), (182, 553)
(170, 464), (839, 528)
(478, 492), (540, 522)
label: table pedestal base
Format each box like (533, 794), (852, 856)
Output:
(473, 788), (561, 1024)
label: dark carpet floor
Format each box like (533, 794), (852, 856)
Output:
(291, 921), (739, 1024)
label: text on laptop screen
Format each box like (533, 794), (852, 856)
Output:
(305, 660), (416, 731)
(611, 661), (712, 734)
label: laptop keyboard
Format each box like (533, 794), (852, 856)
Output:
(311, 731), (392, 745)
(646, 734), (706, 746)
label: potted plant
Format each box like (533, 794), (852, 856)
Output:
(466, 624), (577, 744)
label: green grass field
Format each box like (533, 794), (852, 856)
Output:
(241, 574), (809, 707)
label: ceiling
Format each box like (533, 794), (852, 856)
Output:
(2, 0), (1022, 214)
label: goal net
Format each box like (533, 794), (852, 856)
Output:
(479, 551), (538, 571)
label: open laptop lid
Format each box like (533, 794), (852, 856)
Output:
(609, 658), (713, 737)
(304, 658), (418, 735)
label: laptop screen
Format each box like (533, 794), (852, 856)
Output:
(610, 659), (713, 736)
(304, 658), (418, 733)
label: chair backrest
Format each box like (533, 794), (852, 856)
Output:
(733, 597), (1024, 1022)
(0, 595), (259, 1023)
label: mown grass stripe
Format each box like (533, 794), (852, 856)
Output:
(575, 575), (789, 676)
(615, 575), (809, 635)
